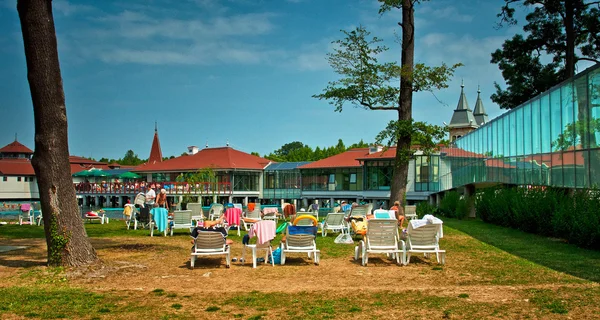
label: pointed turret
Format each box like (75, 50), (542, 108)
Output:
(448, 81), (478, 142)
(448, 81), (477, 129)
(473, 86), (489, 126)
(148, 122), (163, 164)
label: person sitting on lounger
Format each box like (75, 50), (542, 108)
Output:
(190, 217), (233, 246)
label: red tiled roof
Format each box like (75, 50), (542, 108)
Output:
(0, 156), (111, 175)
(485, 159), (516, 168)
(440, 147), (485, 158)
(68, 156), (110, 174)
(356, 147), (397, 160)
(148, 131), (163, 164)
(299, 148), (370, 169)
(524, 152), (584, 167)
(0, 159), (35, 175)
(133, 147), (272, 172)
(0, 140), (33, 154)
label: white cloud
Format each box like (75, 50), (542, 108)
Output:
(52, 0), (95, 16)
(419, 6), (473, 23)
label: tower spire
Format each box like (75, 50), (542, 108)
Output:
(148, 124), (163, 164)
(14, 133), (17, 142)
(473, 86), (489, 126)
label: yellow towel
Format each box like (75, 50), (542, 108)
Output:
(123, 205), (132, 217)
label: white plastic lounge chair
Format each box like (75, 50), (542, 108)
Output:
(242, 208), (262, 231)
(373, 209), (396, 220)
(186, 203), (204, 225)
(19, 205), (34, 225)
(242, 220), (276, 268)
(354, 219), (405, 266)
(320, 212), (347, 237)
(280, 222), (320, 266)
(170, 210), (193, 236)
(84, 211), (107, 224)
(36, 209), (43, 226)
(190, 231), (231, 269)
(208, 204), (224, 221)
(405, 219), (445, 265)
(296, 211), (318, 226)
(262, 207), (279, 224)
(404, 205), (417, 220)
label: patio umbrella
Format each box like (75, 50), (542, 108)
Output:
(73, 168), (109, 178)
(73, 170), (93, 177)
(88, 168), (110, 178)
(114, 171), (141, 179)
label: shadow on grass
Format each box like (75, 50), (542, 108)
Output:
(445, 218), (600, 283)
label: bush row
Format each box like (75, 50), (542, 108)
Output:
(476, 187), (600, 250)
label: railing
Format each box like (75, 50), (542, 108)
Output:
(74, 181), (232, 195)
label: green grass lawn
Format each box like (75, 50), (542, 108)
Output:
(2, 218), (600, 319)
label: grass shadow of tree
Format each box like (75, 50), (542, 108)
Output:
(445, 218), (600, 283)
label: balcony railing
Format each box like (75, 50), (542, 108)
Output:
(74, 181), (232, 195)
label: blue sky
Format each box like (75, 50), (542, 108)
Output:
(0, 0), (556, 160)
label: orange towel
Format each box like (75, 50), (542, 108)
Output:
(248, 203), (256, 212)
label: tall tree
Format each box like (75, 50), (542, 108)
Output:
(120, 149), (145, 166)
(17, 0), (97, 266)
(314, 0), (459, 212)
(492, 0), (600, 109)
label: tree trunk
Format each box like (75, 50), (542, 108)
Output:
(389, 0), (415, 216)
(17, 0), (98, 267)
(564, 0), (575, 78)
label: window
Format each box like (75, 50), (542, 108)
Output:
(17, 177), (22, 182)
(2, 177), (6, 182)
(350, 173), (357, 184)
(328, 174), (335, 184)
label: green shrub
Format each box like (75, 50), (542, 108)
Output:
(455, 196), (469, 220)
(416, 201), (437, 219)
(439, 191), (461, 218)
(475, 187), (600, 250)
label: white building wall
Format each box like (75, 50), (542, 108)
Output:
(406, 159), (415, 192)
(0, 175), (40, 200)
(439, 158), (452, 191)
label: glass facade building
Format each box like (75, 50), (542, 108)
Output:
(440, 64), (600, 190)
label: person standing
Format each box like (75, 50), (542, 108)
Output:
(156, 189), (168, 208)
(390, 200), (405, 228)
(146, 186), (156, 206)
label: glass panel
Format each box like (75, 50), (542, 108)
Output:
(516, 107), (523, 157)
(573, 74), (588, 149)
(509, 111), (516, 157)
(531, 99), (541, 155)
(561, 82), (575, 151)
(503, 116), (510, 158)
(541, 94), (551, 153)
(550, 88), (564, 186)
(575, 150), (587, 188)
(523, 103), (532, 156)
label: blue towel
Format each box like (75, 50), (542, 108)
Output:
(288, 225), (317, 236)
(150, 207), (168, 232)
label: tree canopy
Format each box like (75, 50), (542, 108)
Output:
(262, 139), (370, 162)
(491, 0), (600, 109)
(314, 0), (459, 205)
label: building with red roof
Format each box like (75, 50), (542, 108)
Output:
(134, 146), (273, 205)
(0, 138), (117, 201)
(0, 138), (38, 200)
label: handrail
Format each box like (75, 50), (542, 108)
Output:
(73, 181), (233, 195)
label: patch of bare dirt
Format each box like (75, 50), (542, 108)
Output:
(1, 234), (597, 315)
